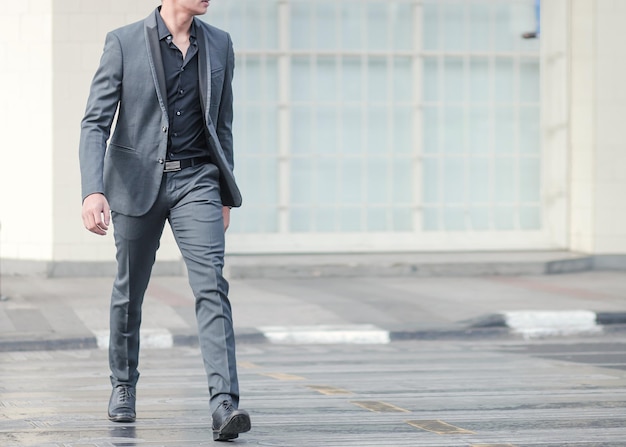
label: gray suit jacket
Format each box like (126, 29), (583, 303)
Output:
(79, 8), (242, 216)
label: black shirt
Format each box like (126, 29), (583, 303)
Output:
(156, 12), (209, 160)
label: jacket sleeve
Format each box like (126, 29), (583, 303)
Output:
(79, 31), (123, 202)
(216, 33), (235, 172)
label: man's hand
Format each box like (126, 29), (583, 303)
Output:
(82, 193), (111, 236)
(222, 206), (231, 232)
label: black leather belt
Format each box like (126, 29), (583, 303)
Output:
(164, 156), (211, 172)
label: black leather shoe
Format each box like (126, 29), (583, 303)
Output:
(212, 400), (251, 441)
(108, 385), (136, 423)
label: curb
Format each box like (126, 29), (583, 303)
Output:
(2, 312), (626, 352)
(466, 310), (626, 338)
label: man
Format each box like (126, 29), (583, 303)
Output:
(79, 0), (250, 441)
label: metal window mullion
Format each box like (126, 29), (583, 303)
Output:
(488, 0), (498, 231)
(436, 1), (445, 231)
(412, 0), (423, 233)
(513, 50), (522, 230)
(277, 0), (290, 233)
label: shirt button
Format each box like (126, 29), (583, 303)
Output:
(174, 133), (178, 137)
(179, 89), (184, 95)
(162, 126), (168, 133)
(176, 111), (181, 116)
(158, 158), (164, 164)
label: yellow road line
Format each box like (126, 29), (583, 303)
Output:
(351, 401), (410, 413)
(259, 372), (306, 381)
(307, 385), (353, 395)
(238, 361), (261, 369)
(405, 419), (476, 435)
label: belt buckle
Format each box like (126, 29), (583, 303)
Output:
(164, 160), (181, 172)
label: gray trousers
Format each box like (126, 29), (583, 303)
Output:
(109, 162), (239, 413)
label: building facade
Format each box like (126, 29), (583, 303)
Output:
(1, 0), (625, 274)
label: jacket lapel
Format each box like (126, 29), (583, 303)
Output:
(144, 11), (168, 118)
(196, 21), (212, 126)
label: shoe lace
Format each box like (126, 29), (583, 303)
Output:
(219, 400), (234, 412)
(117, 386), (135, 403)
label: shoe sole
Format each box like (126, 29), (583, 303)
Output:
(108, 413), (136, 423)
(213, 414), (251, 441)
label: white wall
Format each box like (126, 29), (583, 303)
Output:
(0, 0), (54, 261)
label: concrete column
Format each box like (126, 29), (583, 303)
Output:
(1, 0), (182, 276)
(568, 0), (626, 254)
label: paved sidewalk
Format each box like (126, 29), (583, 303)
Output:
(1, 253), (626, 351)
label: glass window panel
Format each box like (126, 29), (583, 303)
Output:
(519, 157), (540, 202)
(315, 1), (338, 51)
(367, 208), (388, 231)
(317, 58), (339, 102)
(422, 157), (439, 204)
(520, 206), (541, 230)
(291, 207), (313, 232)
(291, 107), (313, 154)
(314, 206), (338, 232)
(442, 106), (464, 154)
(493, 3), (514, 52)
(391, 2), (413, 51)
(366, 107), (388, 154)
(444, 58), (464, 103)
(442, 3), (466, 52)
(339, 3), (363, 51)
(423, 58), (439, 102)
(469, 208), (490, 231)
(393, 159), (413, 204)
(495, 59), (514, 103)
(242, 2), (268, 50)
(468, 106), (489, 154)
(368, 59), (388, 103)
(393, 58), (412, 103)
(393, 207), (412, 231)
(241, 105), (265, 154)
(260, 105), (279, 155)
(422, 2), (439, 51)
(469, 58), (489, 103)
(341, 107), (364, 155)
(316, 158), (339, 203)
(520, 60), (540, 102)
(340, 159), (363, 204)
(367, 2), (388, 51)
(443, 207), (466, 231)
(316, 107), (338, 154)
(494, 158), (515, 202)
(494, 206), (515, 230)
(339, 207), (362, 232)
(494, 106), (515, 153)
(341, 59), (363, 102)
(292, 58), (312, 102)
(519, 106), (540, 154)
(366, 158), (389, 204)
(291, 158), (314, 204)
(392, 106), (412, 154)
(469, 3), (491, 51)
(423, 207), (440, 231)
(291, 2), (312, 50)
(423, 106), (439, 154)
(468, 157), (490, 203)
(443, 158), (465, 203)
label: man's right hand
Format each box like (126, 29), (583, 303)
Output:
(82, 193), (111, 236)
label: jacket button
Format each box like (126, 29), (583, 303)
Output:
(158, 158), (164, 164)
